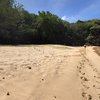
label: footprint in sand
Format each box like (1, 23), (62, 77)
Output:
(93, 68), (98, 72)
(99, 96), (100, 99)
(82, 59), (85, 62)
(41, 78), (44, 81)
(96, 81), (100, 83)
(80, 76), (89, 81)
(93, 85), (100, 89)
(82, 84), (90, 89)
(82, 92), (87, 98)
(79, 62), (83, 66)
(40, 78), (45, 83)
(88, 94), (92, 100)
(93, 85), (95, 87)
(89, 63), (93, 67)
(82, 73), (85, 75)
(0, 68), (4, 70)
(98, 94), (100, 99)
(7, 92), (10, 96)
(81, 81), (90, 89)
(53, 96), (57, 98)
(26, 66), (32, 69)
(2, 77), (5, 79)
(79, 71), (85, 75)
(82, 92), (92, 100)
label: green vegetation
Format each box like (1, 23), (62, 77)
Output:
(0, 0), (100, 46)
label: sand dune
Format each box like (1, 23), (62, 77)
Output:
(0, 45), (100, 100)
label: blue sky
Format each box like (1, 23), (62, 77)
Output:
(16, 0), (100, 22)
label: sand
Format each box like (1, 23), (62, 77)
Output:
(0, 45), (100, 100)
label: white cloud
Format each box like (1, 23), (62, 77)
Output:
(61, 16), (79, 22)
(61, 16), (67, 20)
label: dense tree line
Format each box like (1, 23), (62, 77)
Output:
(0, 0), (100, 46)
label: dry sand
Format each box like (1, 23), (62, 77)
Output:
(94, 47), (100, 56)
(0, 45), (100, 100)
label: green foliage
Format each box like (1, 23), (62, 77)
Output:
(36, 11), (69, 44)
(0, 0), (100, 45)
(86, 25), (100, 45)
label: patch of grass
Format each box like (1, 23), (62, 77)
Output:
(94, 46), (100, 56)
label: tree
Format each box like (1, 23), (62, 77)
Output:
(86, 25), (100, 45)
(0, 0), (100, 45)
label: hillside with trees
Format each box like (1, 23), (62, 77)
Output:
(0, 0), (100, 46)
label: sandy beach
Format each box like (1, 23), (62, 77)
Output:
(0, 45), (100, 100)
